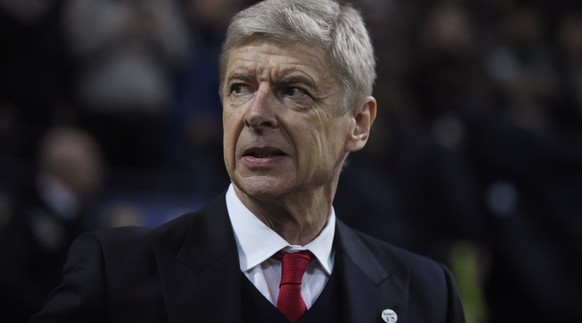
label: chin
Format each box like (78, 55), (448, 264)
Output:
(235, 176), (290, 200)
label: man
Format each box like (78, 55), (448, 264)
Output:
(32, 0), (465, 322)
(1, 127), (104, 322)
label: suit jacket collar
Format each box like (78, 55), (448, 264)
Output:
(153, 193), (410, 323)
(154, 193), (244, 323)
(335, 220), (411, 323)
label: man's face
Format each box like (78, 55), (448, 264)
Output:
(222, 39), (356, 200)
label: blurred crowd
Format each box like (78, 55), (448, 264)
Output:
(0, 0), (581, 322)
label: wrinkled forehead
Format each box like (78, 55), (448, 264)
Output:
(220, 36), (330, 85)
(229, 38), (329, 72)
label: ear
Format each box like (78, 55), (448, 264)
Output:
(346, 96), (377, 152)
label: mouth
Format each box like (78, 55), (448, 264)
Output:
(243, 147), (287, 158)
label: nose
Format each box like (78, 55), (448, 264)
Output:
(244, 84), (278, 129)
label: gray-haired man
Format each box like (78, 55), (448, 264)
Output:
(33, 1), (465, 322)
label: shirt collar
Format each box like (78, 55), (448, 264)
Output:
(226, 184), (335, 275)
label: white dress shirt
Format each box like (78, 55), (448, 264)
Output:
(226, 184), (336, 308)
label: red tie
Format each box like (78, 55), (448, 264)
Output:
(276, 251), (312, 322)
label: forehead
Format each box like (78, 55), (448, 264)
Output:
(225, 39), (331, 80)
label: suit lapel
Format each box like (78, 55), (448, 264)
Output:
(154, 194), (244, 323)
(151, 195), (412, 322)
(336, 220), (410, 323)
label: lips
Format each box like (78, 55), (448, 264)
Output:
(243, 147), (287, 158)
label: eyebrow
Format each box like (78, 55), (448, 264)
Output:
(226, 71), (318, 90)
(277, 75), (316, 89)
(227, 72), (254, 83)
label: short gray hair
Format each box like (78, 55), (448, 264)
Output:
(219, 0), (376, 110)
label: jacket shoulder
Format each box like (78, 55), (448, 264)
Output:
(93, 211), (193, 249)
(356, 230), (440, 268)
(349, 228), (466, 322)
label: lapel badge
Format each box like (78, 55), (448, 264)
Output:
(381, 309), (398, 323)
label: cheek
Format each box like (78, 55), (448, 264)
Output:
(312, 119), (349, 166)
(296, 121), (334, 170)
(222, 110), (242, 162)
(223, 106), (244, 135)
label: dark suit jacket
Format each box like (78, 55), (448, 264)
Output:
(31, 193), (465, 323)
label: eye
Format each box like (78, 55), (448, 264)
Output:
(230, 83), (251, 96)
(282, 86), (309, 98)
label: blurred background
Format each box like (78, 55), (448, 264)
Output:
(0, 0), (581, 322)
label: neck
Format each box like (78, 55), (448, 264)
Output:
(234, 185), (336, 246)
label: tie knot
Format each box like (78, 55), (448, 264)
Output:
(278, 251), (312, 285)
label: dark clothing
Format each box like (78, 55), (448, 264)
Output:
(241, 263), (338, 323)
(31, 193), (465, 323)
(0, 187), (93, 322)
